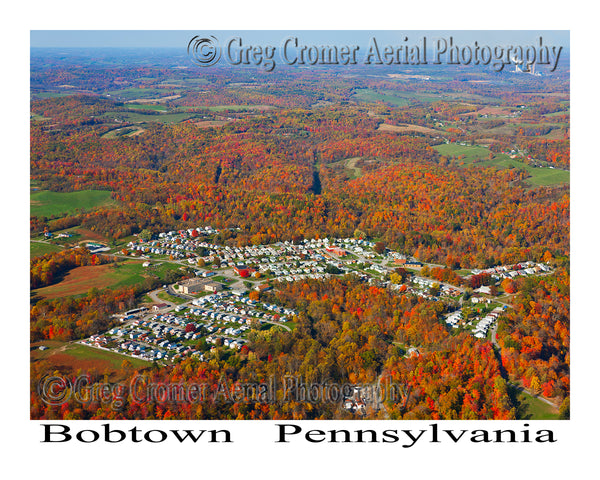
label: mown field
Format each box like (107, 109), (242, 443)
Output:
(106, 87), (183, 100)
(32, 260), (184, 300)
(30, 241), (63, 257)
(434, 143), (570, 186)
(125, 103), (168, 112)
(31, 341), (150, 382)
(31, 190), (116, 218)
(101, 126), (146, 139)
(434, 143), (496, 162)
(353, 88), (500, 106)
(517, 390), (560, 420)
(101, 111), (195, 124)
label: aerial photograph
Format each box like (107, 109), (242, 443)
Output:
(29, 30), (570, 421)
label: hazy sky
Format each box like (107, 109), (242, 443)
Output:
(31, 30), (569, 49)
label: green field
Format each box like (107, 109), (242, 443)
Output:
(207, 105), (273, 112)
(125, 103), (168, 112)
(157, 291), (187, 304)
(32, 260), (186, 299)
(435, 143), (495, 162)
(102, 111), (194, 124)
(30, 241), (63, 258)
(101, 126), (145, 139)
(32, 91), (73, 99)
(353, 88), (500, 107)
(544, 108), (570, 117)
(63, 343), (150, 368)
(31, 190), (116, 218)
(434, 144), (570, 187)
(106, 87), (181, 100)
(353, 89), (412, 107)
(30, 113), (51, 121)
(517, 390), (560, 420)
(105, 261), (184, 289)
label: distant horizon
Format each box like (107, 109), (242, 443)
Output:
(31, 30), (569, 49)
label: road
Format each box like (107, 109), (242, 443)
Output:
(148, 289), (176, 307)
(486, 300), (558, 410)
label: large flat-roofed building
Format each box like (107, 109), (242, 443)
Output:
(179, 278), (205, 294)
(203, 281), (223, 293)
(179, 278), (223, 294)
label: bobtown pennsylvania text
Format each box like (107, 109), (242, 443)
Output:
(37, 374), (410, 411)
(188, 35), (564, 72)
(40, 423), (557, 445)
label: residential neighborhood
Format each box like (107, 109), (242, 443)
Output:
(74, 226), (554, 365)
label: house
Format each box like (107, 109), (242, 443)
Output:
(153, 303), (168, 311)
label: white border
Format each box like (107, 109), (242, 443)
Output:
(4, 0), (597, 477)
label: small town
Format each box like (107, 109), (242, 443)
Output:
(75, 225), (553, 365)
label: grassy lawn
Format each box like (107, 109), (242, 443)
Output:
(206, 104), (273, 112)
(106, 87), (179, 100)
(329, 157), (364, 179)
(101, 111), (195, 124)
(101, 126), (145, 139)
(517, 390), (560, 420)
(32, 260), (185, 299)
(479, 156), (570, 187)
(107, 261), (184, 288)
(353, 89), (411, 107)
(64, 343), (150, 368)
(34, 225), (107, 244)
(32, 91), (73, 98)
(353, 88), (496, 107)
(31, 341), (150, 381)
(157, 291), (187, 304)
(30, 241), (63, 258)
(455, 268), (473, 276)
(31, 190), (116, 218)
(544, 108), (569, 117)
(520, 166), (570, 186)
(125, 103), (168, 112)
(30, 113), (51, 121)
(435, 143), (494, 162)
(212, 276), (234, 284)
(434, 144), (569, 187)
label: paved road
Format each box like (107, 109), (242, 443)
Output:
(486, 300), (558, 410)
(148, 289), (173, 306)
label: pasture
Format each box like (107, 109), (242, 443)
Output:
(30, 190), (116, 218)
(30, 241), (63, 258)
(31, 260), (184, 300)
(434, 143), (569, 187)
